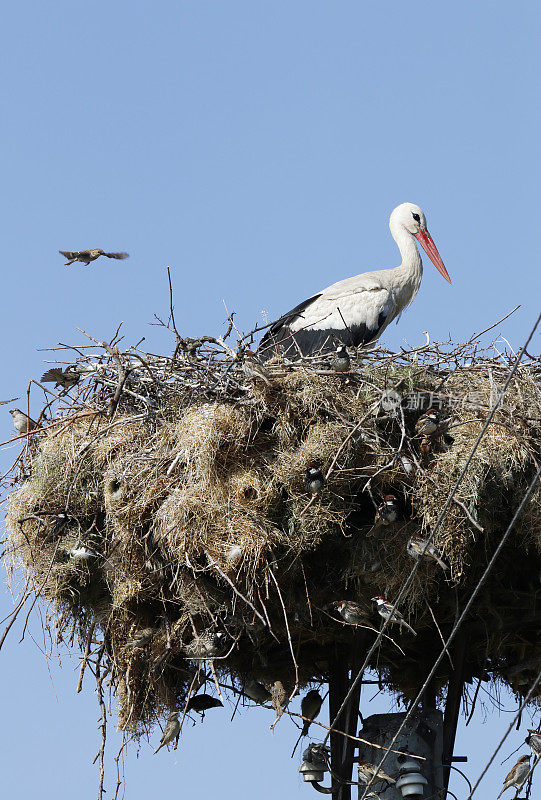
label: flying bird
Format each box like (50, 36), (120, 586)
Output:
(41, 367), (80, 390)
(371, 596), (417, 636)
(357, 761), (396, 785)
(304, 466), (326, 495)
(291, 689), (324, 756)
(497, 755), (531, 798)
(10, 408), (37, 434)
(154, 712), (180, 754)
(59, 249), (129, 266)
(407, 537), (448, 571)
(258, 203), (450, 359)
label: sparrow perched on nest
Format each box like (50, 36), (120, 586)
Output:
(367, 494), (399, 536)
(330, 345), (350, 373)
(186, 693), (223, 716)
(243, 679), (271, 705)
(526, 728), (541, 756)
(300, 689), (323, 735)
(154, 712), (180, 754)
(291, 689), (324, 756)
(9, 408), (37, 433)
(371, 596), (417, 636)
(329, 600), (369, 626)
(59, 249), (129, 266)
(41, 367), (80, 390)
(242, 350), (271, 385)
(183, 630), (226, 659)
(304, 466), (326, 495)
(415, 408), (440, 435)
(497, 754), (531, 797)
(357, 761), (396, 785)
(271, 680), (287, 720)
(419, 436), (432, 455)
(125, 627), (155, 650)
(407, 537), (448, 571)
(68, 545), (98, 560)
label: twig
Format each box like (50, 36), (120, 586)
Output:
(268, 569), (299, 720)
(77, 622), (96, 693)
(468, 305), (521, 343)
(425, 601), (453, 669)
(203, 550), (267, 627)
(92, 646), (109, 800)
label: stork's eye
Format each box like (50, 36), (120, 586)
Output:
(412, 213), (421, 223)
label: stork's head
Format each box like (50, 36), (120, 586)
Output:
(390, 202), (451, 283)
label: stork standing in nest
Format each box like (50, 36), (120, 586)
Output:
(259, 203), (450, 358)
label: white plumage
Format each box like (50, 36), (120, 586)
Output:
(259, 202), (450, 358)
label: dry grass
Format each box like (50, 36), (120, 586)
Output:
(4, 333), (541, 738)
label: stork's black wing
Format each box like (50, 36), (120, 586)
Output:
(258, 292), (322, 356)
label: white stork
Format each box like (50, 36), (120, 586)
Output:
(258, 202), (450, 359)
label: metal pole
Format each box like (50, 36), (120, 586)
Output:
(357, 709), (444, 799)
(442, 633), (468, 795)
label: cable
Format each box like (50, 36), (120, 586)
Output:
(465, 666), (541, 799)
(359, 461), (541, 799)
(324, 310), (541, 753)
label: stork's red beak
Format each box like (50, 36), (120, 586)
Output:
(414, 229), (451, 283)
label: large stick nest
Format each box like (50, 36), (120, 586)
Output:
(4, 330), (541, 739)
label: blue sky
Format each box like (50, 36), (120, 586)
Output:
(1, 2), (539, 797)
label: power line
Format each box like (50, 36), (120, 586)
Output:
(465, 665), (541, 799)
(359, 461), (541, 799)
(325, 311), (541, 755)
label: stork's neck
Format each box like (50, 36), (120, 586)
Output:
(389, 221), (423, 299)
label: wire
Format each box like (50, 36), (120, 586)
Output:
(324, 310), (541, 755)
(442, 763), (473, 795)
(465, 667), (541, 799)
(359, 461), (541, 799)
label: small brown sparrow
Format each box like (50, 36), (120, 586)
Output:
(242, 350), (271, 385)
(415, 408), (440, 435)
(10, 408), (37, 433)
(357, 760), (396, 785)
(125, 627), (155, 650)
(367, 494), (399, 536)
(186, 693), (223, 715)
(300, 690), (323, 736)
(304, 466), (326, 495)
(407, 537), (448, 571)
(526, 728), (541, 756)
(419, 436), (432, 455)
(183, 629), (226, 659)
(59, 249), (129, 266)
(154, 712), (180, 754)
(330, 345), (350, 373)
(497, 754), (531, 797)
(291, 689), (324, 756)
(41, 366), (80, 390)
(371, 596), (417, 636)
(243, 679), (271, 705)
(329, 600), (369, 626)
